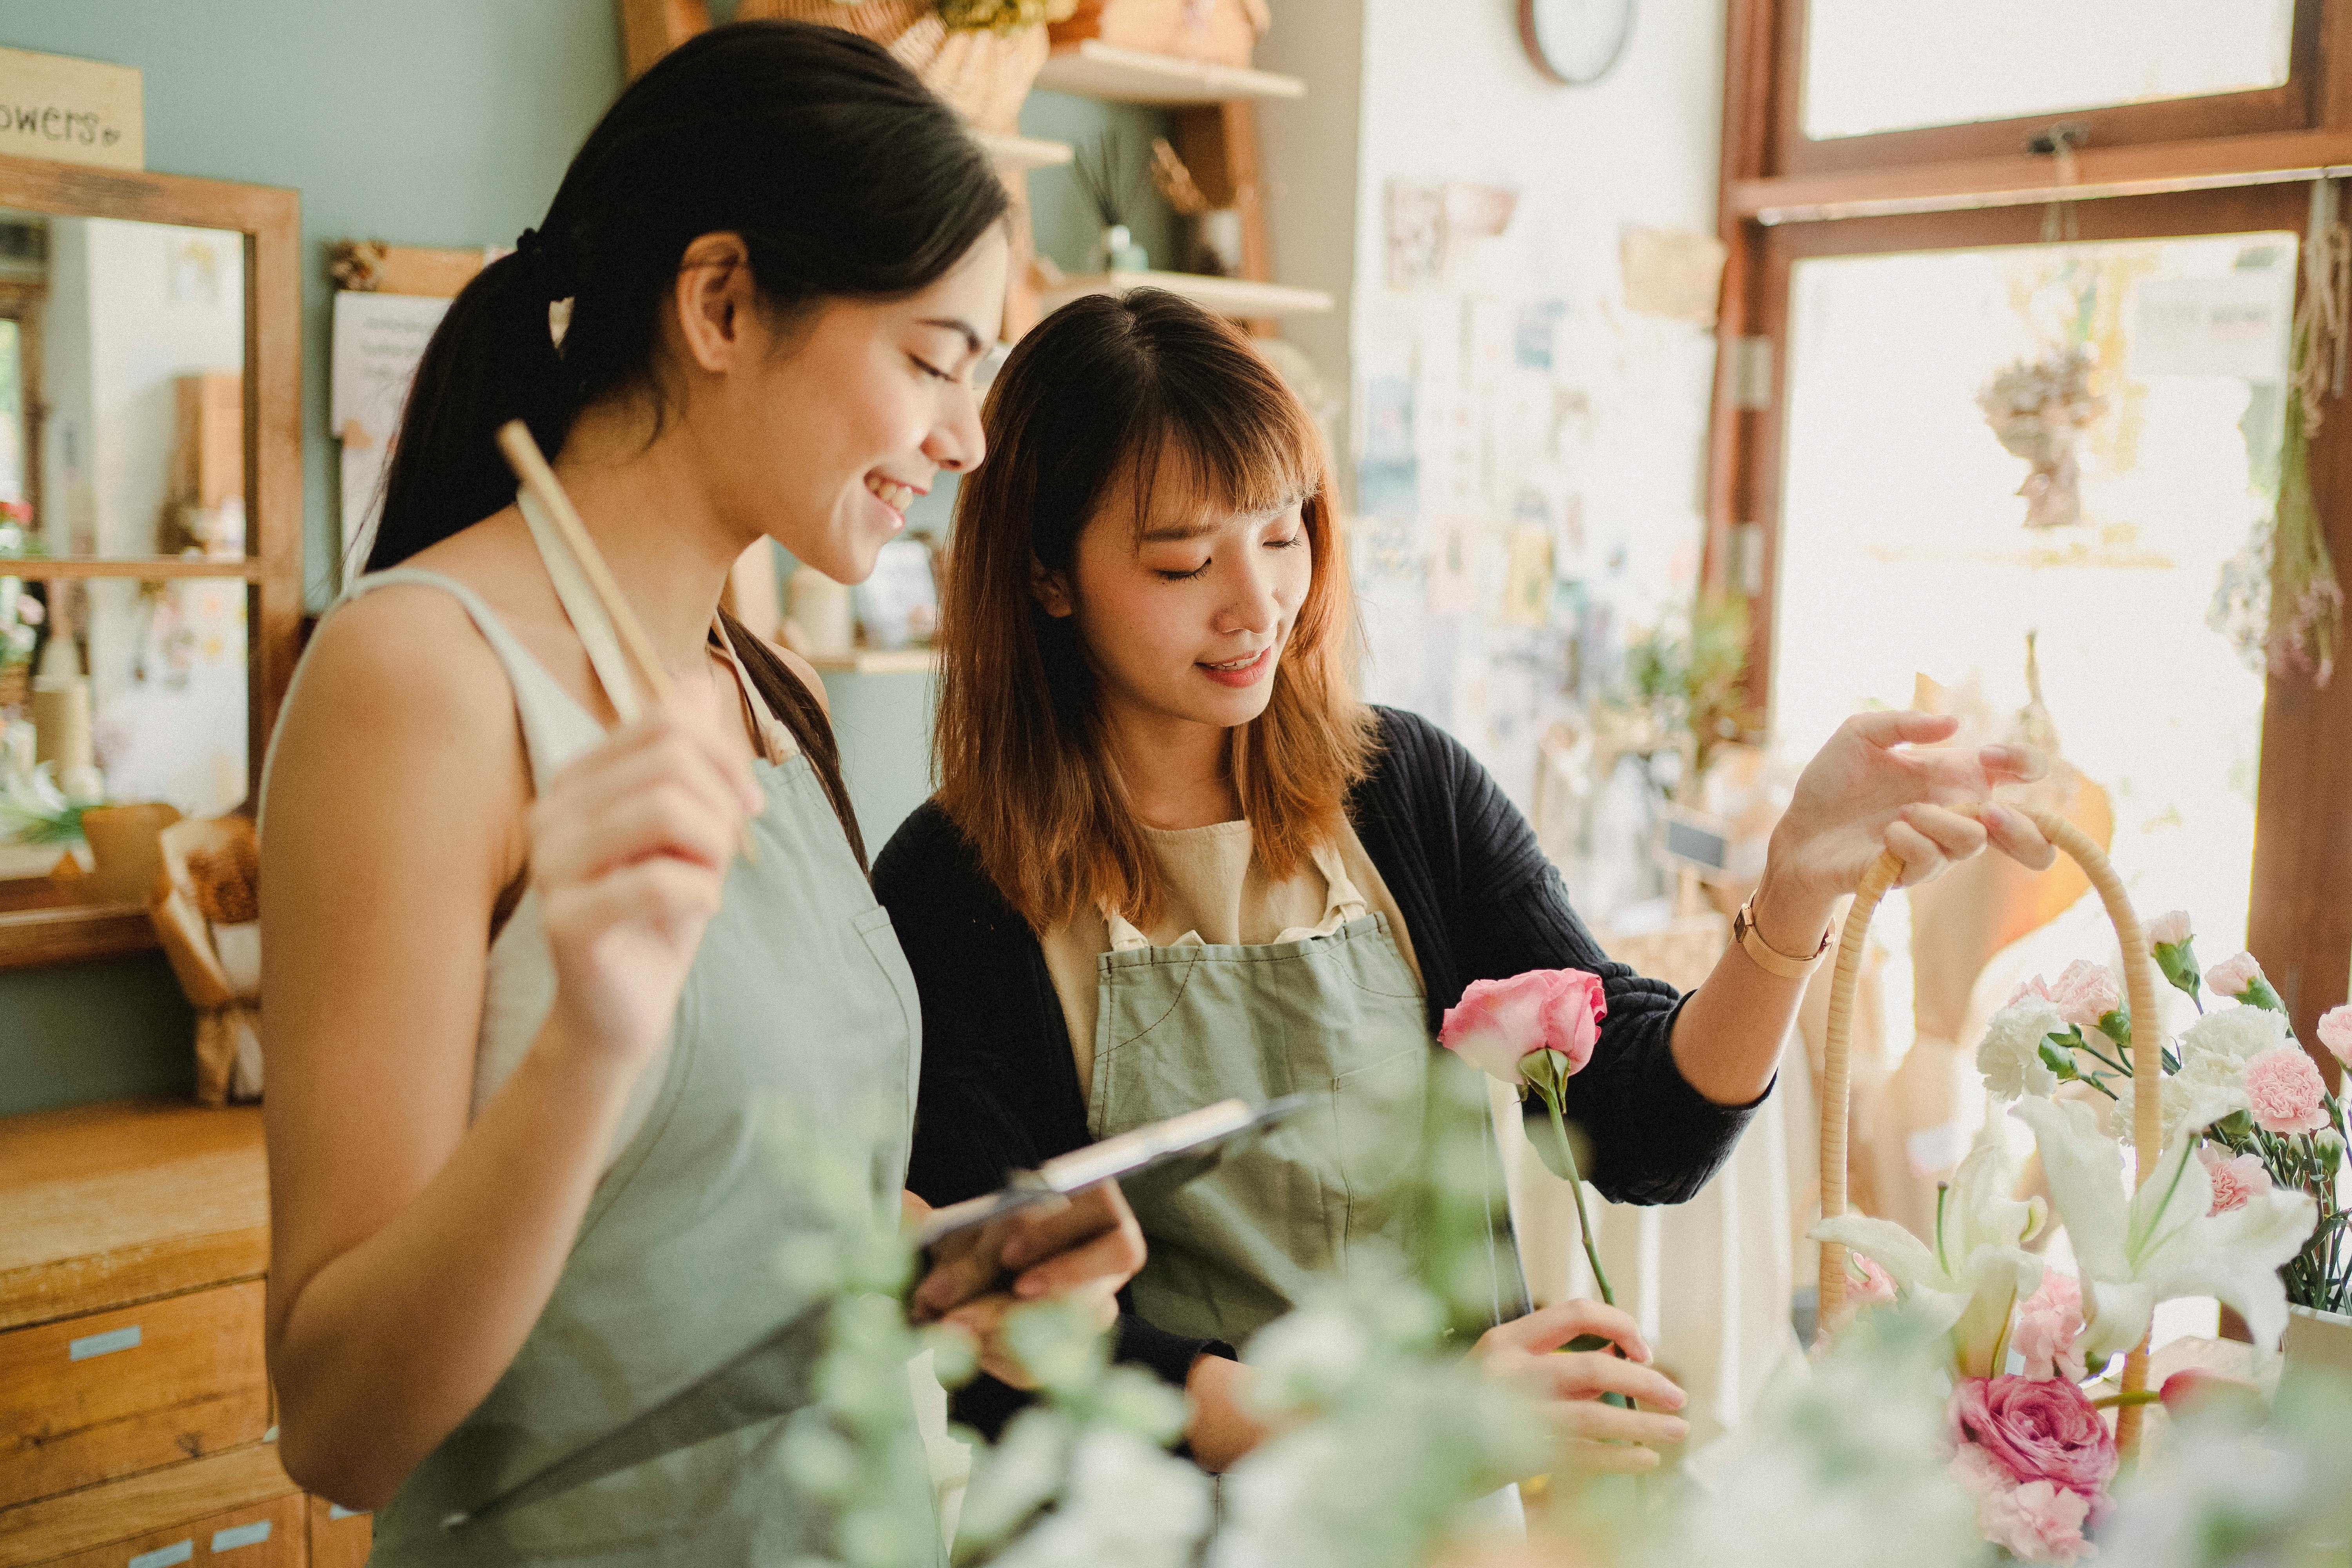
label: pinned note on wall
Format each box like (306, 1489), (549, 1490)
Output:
(331, 291), (453, 566)
(2130, 270), (2293, 382)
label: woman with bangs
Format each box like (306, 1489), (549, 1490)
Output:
(876, 289), (2058, 1471)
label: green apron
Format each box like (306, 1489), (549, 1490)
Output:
(352, 514), (927, 1564)
(1086, 844), (1523, 1351)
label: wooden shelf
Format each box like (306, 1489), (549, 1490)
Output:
(974, 130), (1074, 170)
(1037, 269), (1333, 318)
(1033, 41), (1305, 105)
(2, 556), (262, 581)
(804, 648), (939, 676)
(0, 900), (157, 972)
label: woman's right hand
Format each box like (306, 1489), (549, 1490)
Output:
(1472, 1300), (1690, 1472)
(532, 684), (762, 1068)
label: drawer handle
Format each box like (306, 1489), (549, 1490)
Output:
(69, 1324), (142, 1361)
(211, 1520), (272, 1551)
(127, 1542), (191, 1568)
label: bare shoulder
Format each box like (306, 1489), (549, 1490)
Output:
(770, 641), (831, 718)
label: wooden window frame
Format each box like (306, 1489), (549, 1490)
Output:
(1773, 0), (2328, 176)
(1708, 1), (2352, 1047)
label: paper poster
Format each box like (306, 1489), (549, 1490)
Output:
(1620, 226), (1727, 325)
(331, 290), (452, 562)
(1385, 180), (1445, 291)
(1500, 526), (1554, 627)
(1426, 520), (1483, 614)
(2130, 271), (2293, 381)
(1357, 375), (1419, 518)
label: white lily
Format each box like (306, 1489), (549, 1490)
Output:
(1812, 1122), (2047, 1378)
(2011, 1096), (2318, 1363)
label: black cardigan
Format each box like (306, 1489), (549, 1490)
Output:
(873, 706), (1766, 1432)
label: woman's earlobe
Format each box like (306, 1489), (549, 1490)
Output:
(1029, 558), (1074, 618)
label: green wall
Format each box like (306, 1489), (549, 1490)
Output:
(0, 10), (1163, 1118)
(0, 1), (624, 1118)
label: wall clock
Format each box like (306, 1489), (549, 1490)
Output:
(1517, 0), (1636, 86)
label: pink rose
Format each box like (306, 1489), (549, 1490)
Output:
(1846, 1253), (1896, 1307)
(2243, 1045), (2330, 1135)
(1980, 1478), (2096, 1565)
(2046, 960), (2121, 1032)
(1951, 1376), (2118, 1496)
(2198, 1145), (2273, 1214)
(2318, 1005), (2352, 1069)
(2147, 909), (2194, 947)
(1439, 968), (1606, 1090)
(2010, 1273), (2086, 1382)
(2205, 951), (2269, 1001)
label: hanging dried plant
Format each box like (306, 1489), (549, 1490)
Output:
(1978, 344), (2106, 530)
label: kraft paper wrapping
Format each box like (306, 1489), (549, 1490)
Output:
(149, 815), (262, 1107)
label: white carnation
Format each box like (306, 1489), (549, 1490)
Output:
(2113, 1065), (2248, 1149)
(2180, 1004), (2290, 1073)
(1976, 998), (2068, 1100)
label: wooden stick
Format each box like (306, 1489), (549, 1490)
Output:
(497, 421), (677, 711)
(495, 419), (756, 863)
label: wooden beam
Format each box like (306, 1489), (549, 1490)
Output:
(1731, 128), (2352, 223)
(619, 0), (712, 80)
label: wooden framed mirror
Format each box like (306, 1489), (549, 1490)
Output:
(0, 153), (299, 969)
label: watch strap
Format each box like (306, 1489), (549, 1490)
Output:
(1733, 900), (1831, 979)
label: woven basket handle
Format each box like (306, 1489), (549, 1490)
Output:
(1815, 802), (2164, 1454)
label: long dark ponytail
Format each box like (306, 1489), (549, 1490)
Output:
(368, 19), (1009, 864)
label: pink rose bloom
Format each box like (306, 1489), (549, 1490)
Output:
(2205, 951), (2269, 1000)
(1439, 968), (1606, 1089)
(2010, 1273), (2087, 1381)
(2199, 1145), (2274, 1214)
(1980, 1478), (2096, 1565)
(2318, 1005), (2352, 1069)
(2046, 960), (2121, 1032)
(1847, 1253), (1896, 1307)
(2243, 1045), (2331, 1135)
(1951, 1376), (2118, 1496)
(2147, 909), (2194, 947)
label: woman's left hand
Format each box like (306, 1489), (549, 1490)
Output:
(904, 1183), (1145, 1388)
(1760, 710), (2058, 940)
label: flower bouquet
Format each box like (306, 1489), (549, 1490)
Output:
(1808, 804), (2325, 1564)
(1978, 345), (2105, 530)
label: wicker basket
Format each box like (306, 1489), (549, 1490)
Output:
(1817, 804), (2169, 1454)
(743, 0), (1051, 132)
(1049, 0), (1270, 67)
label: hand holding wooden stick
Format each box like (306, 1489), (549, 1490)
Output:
(495, 419), (758, 863)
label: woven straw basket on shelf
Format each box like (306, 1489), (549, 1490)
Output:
(741, 0), (1051, 132)
(1817, 803), (2169, 1454)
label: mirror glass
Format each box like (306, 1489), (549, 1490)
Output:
(0, 211), (250, 905)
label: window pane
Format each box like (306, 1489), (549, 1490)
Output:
(1772, 231), (2292, 1018)
(1803, 0), (2296, 140)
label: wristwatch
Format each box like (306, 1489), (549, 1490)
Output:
(1732, 899), (1833, 979)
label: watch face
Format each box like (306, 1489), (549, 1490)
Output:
(1521, 0), (1637, 86)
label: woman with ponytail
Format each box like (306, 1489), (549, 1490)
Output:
(259, 22), (1141, 1558)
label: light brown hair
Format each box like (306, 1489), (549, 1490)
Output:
(933, 289), (1374, 933)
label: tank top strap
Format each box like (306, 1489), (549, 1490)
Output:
(343, 567), (606, 791)
(514, 487), (645, 726)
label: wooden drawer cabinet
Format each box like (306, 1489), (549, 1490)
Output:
(0, 1281), (270, 1508)
(0, 1101), (370, 1564)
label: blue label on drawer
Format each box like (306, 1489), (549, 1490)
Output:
(211, 1520), (272, 1551)
(328, 1504), (363, 1520)
(69, 1323), (142, 1361)
(127, 1542), (192, 1568)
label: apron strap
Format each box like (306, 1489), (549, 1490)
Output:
(1101, 838), (1369, 952)
(709, 617), (800, 766)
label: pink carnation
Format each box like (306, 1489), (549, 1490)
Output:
(2205, 951), (2269, 1000)
(2147, 909), (2194, 947)
(2199, 1145), (2273, 1214)
(2243, 1045), (2330, 1135)
(1847, 1253), (1896, 1307)
(2046, 960), (2121, 1031)
(1980, 1479), (2096, 1565)
(1951, 1376), (2118, 1496)
(1439, 968), (1606, 1089)
(2009, 975), (2059, 1006)
(2011, 1273), (2086, 1382)
(2318, 1005), (2352, 1069)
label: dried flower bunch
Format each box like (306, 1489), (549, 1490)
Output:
(866, 0), (1078, 34)
(1977, 344), (2107, 530)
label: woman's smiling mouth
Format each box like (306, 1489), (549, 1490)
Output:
(1198, 646), (1274, 687)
